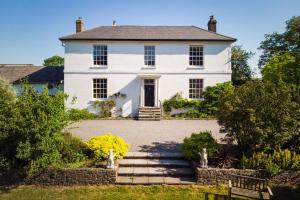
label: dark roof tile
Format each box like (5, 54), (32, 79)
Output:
(0, 65), (64, 84)
(60, 26), (236, 42)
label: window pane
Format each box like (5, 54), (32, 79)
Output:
(189, 79), (203, 99)
(93, 78), (107, 99)
(93, 45), (107, 65)
(144, 45), (155, 66)
(189, 46), (203, 66)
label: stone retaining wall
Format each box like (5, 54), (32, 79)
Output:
(26, 168), (117, 185)
(195, 167), (300, 185)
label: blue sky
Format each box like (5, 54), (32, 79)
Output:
(0, 0), (300, 74)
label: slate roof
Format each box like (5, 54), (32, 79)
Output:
(0, 64), (64, 84)
(60, 26), (236, 42)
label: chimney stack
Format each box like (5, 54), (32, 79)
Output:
(112, 20), (117, 26)
(208, 15), (217, 32)
(76, 17), (84, 33)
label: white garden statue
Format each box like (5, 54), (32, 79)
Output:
(106, 149), (115, 169)
(199, 148), (208, 168)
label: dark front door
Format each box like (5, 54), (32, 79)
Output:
(144, 80), (155, 107)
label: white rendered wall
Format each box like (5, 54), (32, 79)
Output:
(64, 73), (231, 117)
(64, 41), (231, 73)
(64, 40), (232, 116)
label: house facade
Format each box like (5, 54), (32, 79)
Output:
(60, 16), (236, 118)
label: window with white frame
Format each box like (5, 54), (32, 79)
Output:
(93, 78), (107, 98)
(189, 79), (203, 99)
(189, 46), (203, 66)
(93, 45), (107, 65)
(144, 45), (155, 66)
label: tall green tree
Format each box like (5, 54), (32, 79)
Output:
(231, 45), (254, 85)
(262, 53), (300, 86)
(217, 80), (300, 153)
(259, 16), (300, 68)
(43, 55), (64, 67)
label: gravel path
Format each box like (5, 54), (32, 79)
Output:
(67, 120), (224, 152)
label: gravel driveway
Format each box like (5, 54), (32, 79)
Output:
(67, 120), (224, 152)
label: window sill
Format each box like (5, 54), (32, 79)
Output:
(90, 66), (108, 69)
(141, 66), (156, 70)
(189, 98), (204, 101)
(186, 66), (204, 70)
(90, 98), (108, 102)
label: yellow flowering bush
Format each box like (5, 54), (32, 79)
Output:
(85, 134), (130, 160)
(241, 147), (300, 176)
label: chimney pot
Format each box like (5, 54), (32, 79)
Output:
(208, 15), (217, 33)
(76, 17), (84, 33)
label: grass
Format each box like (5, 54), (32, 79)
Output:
(0, 185), (230, 200)
(0, 184), (299, 200)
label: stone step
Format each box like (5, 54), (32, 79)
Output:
(138, 113), (161, 115)
(138, 118), (161, 121)
(139, 107), (161, 110)
(139, 114), (160, 118)
(116, 176), (196, 185)
(139, 110), (161, 112)
(118, 167), (194, 177)
(124, 152), (184, 159)
(119, 159), (190, 167)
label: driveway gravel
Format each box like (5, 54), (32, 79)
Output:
(67, 120), (224, 152)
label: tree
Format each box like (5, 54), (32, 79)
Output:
(0, 77), (16, 171)
(262, 53), (300, 87)
(202, 81), (234, 116)
(43, 55), (64, 67)
(217, 80), (300, 153)
(0, 82), (69, 175)
(259, 16), (300, 68)
(231, 45), (254, 85)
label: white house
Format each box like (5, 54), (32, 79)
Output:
(60, 16), (236, 119)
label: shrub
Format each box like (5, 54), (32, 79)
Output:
(93, 100), (116, 118)
(241, 148), (300, 176)
(0, 82), (92, 175)
(61, 132), (89, 163)
(217, 80), (300, 153)
(202, 82), (234, 116)
(181, 131), (218, 161)
(68, 108), (96, 121)
(265, 162), (281, 176)
(162, 82), (233, 118)
(177, 110), (209, 118)
(85, 134), (130, 160)
(162, 92), (202, 114)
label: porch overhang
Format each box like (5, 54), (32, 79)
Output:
(137, 74), (161, 79)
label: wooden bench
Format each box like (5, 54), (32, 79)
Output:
(228, 174), (273, 200)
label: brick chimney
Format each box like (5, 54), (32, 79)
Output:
(208, 15), (217, 32)
(76, 17), (84, 33)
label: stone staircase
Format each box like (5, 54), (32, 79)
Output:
(116, 152), (196, 185)
(138, 107), (162, 121)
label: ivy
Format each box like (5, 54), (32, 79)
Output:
(162, 82), (234, 118)
(93, 99), (116, 118)
(93, 92), (126, 118)
(162, 93), (201, 113)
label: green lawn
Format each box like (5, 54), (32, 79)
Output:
(0, 185), (230, 200)
(0, 185), (299, 200)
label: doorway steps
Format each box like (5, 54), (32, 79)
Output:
(138, 107), (162, 121)
(116, 152), (196, 185)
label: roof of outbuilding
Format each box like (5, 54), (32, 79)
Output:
(0, 64), (64, 84)
(59, 25), (236, 42)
